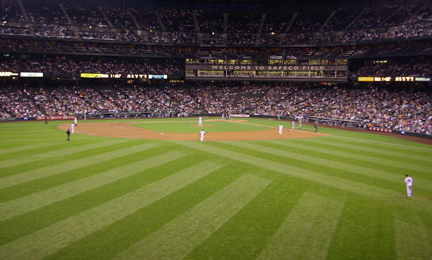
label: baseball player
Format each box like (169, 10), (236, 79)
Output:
(405, 174), (413, 197)
(222, 113), (225, 121)
(198, 116), (203, 126)
(66, 129), (70, 141)
(278, 124), (283, 135)
(291, 120), (295, 130)
(74, 116), (77, 125)
(199, 129), (205, 141)
(71, 123), (75, 134)
(299, 121), (302, 130)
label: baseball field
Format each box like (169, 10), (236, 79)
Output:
(0, 117), (431, 260)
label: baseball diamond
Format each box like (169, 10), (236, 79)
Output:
(0, 117), (431, 260)
(1, 0), (432, 258)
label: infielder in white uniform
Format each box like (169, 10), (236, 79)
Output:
(405, 174), (413, 197)
(198, 116), (202, 126)
(278, 124), (283, 135)
(199, 129), (205, 141)
(291, 120), (295, 130)
(74, 116), (77, 125)
(71, 123), (75, 133)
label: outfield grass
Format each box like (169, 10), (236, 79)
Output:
(0, 118), (431, 260)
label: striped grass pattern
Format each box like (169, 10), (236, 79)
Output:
(0, 118), (431, 260)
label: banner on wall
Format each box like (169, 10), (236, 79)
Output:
(358, 77), (375, 82)
(80, 73), (109, 78)
(36, 116), (75, 120)
(229, 114), (250, 118)
(20, 72), (43, 77)
(368, 127), (392, 133)
(0, 72), (18, 77)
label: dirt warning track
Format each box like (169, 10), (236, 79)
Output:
(58, 121), (329, 141)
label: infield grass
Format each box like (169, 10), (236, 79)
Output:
(0, 117), (431, 260)
(131, 117), (274, 133)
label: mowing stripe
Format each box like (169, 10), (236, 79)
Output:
(0, 139), (128, 169)
(395, 219), (432, 260)
(0, 151), (185, 222)
(266, 140), (430, 174)
(302, 138), (432, 162)
(0, 143), (158, 190)
(173, 141), (432, 214)
(257, 192), (343, 260)
(113, 174), (271, 260)
(330, 135), (432, 152)
(0, 142), (63, 155)
(226, 142), (432, 189)
(0, 161), (222, 260)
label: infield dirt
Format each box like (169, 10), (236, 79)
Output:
(58, 121), (328, 141)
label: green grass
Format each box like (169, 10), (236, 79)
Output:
(131, 117), (274, 133)
(0, 118), (431, 260)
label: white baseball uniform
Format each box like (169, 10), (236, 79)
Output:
(198, 117), (202, 126)
(299, 121), (302, 130)
(200, 130), (205, 141)
(71, 123), (75, 133)
(278, 124), (283, 135)
(291, 121), (295, 130)
(405, 176), (413, 197)
(74, 117), (77, 125)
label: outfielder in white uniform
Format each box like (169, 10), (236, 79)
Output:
(278, 124), (283, 135)
(405, 174), (413, 197)
(291, 121), (295, 130)
(198, 116), (202, 126)
(199, 129), (205, 141)
(71, 123), (75, 134)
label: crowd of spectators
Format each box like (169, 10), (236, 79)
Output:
(34, 24), (75, 38)
(65, 5), (108, 28)
(262, 13), (289, 33)
(0, 26), (30, 35)
(103, 7), (136, 29)
(27, 3), (69, 25)
(0, 56), (184, 76)
(1, 82), (430, 135)
(321, 8), (361, 32)
(158, 9), (196, 32)
(78, 28), (117, 41)
(227, 33), (256, 45)
(196, 11), (224, 33)
(351, 60), (432, 77)
(1, 0), (26, 23)
(227, 13), (261, 33)
(119, 29), (147, 42)
(282, 33), (332, 45)
(129, 8), (161, 31)
(0, 2), (431, 46)
(349, 5), (399, 30)
(289, 12), (328, 33)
